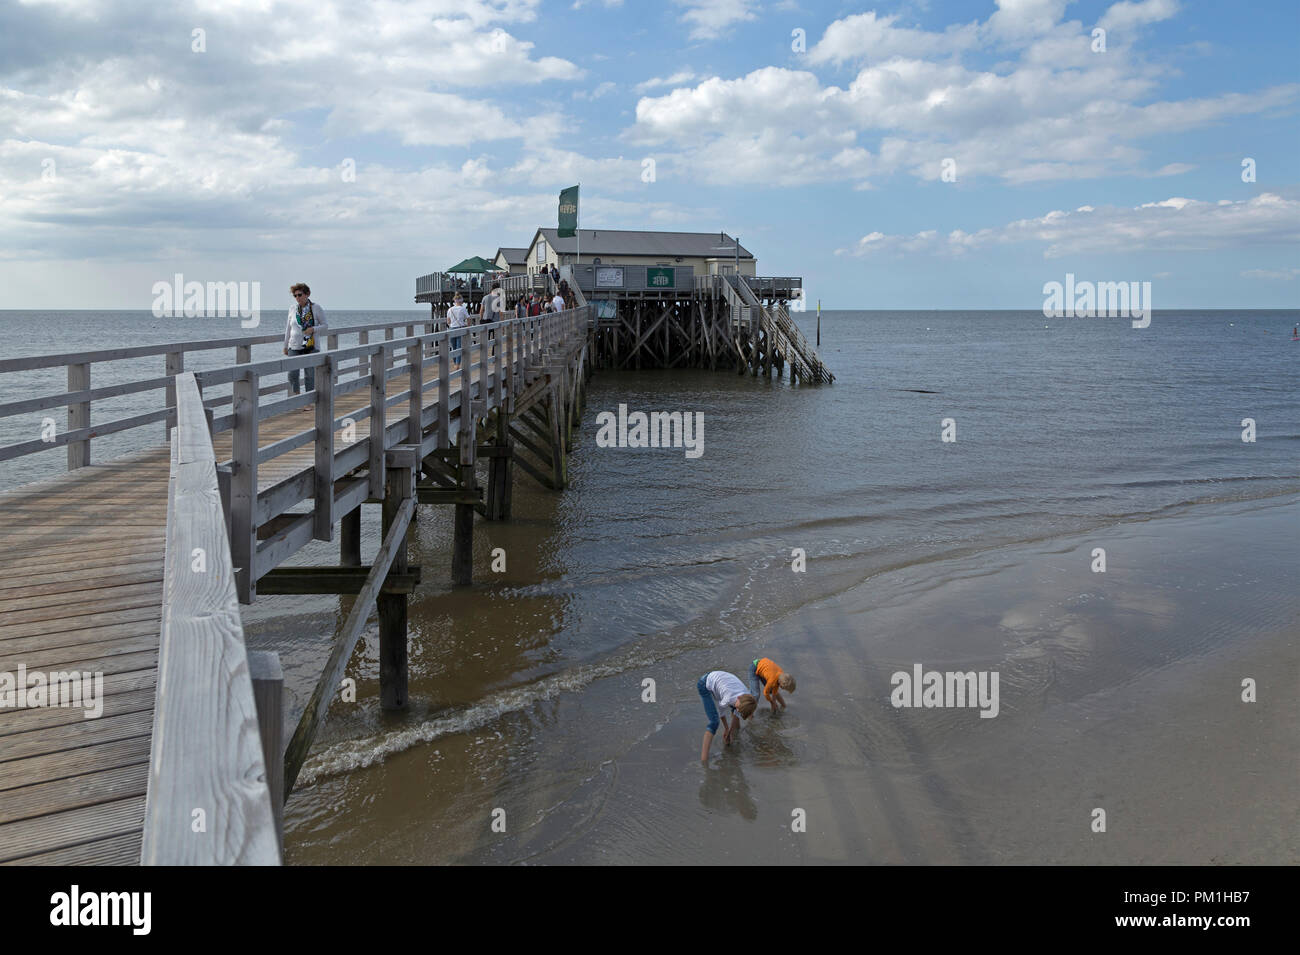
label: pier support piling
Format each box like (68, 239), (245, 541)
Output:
(341, 505), (362, 566)
(452, 409), (479, 586)
(379, 447), (417, 710)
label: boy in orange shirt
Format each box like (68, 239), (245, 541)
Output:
(749, 657), (795, 712)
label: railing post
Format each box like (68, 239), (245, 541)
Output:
(437, 332), (450, 447)
(216, 462), (234, 548)
(369, 344), (387, 499)
(505, 321), (516, 396)
(408, 338), (423, 443)
(163, 350), (184, 441)
(492, 324), (503, 407)
(313, 355), (335, 541)
(66, 362), (90, 470)
(358, 330), (369, 380)
(232, 370), (259, 603)
(248, 650), (284, 851)
(236, 343), (252, 365)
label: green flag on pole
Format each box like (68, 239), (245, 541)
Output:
(557, 185), (578, 238)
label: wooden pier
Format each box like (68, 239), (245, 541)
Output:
(0, 257), (831, 865)
(416, 266), (833, 384)
(0, 309), (590, 864)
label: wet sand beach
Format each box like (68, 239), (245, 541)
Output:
(282, 495), (1298, 865)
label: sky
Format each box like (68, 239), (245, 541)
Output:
(1, 0), (1297, 309)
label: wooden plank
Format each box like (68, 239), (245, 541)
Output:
(4, 830), (142, 866)
(0, 590), (164, 627)
(0, 561), (161, 595)
(0, 796), (146, 862)
(0, 761), (150, 827)
(0, 580), (161, 616)
(0, 687), (156, 737)
(0, 632), (157, 671)
(1, 708), (156, 763)
(141, 372), (280, 865)
(0, 607), (160, 642)
(0, 735), (152, 793)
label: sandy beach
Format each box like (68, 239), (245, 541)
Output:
(284, 494), (1299, 865)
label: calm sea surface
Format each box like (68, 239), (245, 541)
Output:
(1, 308), (1296, 862)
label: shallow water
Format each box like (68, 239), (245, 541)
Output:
(1, 308), (1295, 863)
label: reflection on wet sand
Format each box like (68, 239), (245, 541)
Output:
(699, 759), (758, 821)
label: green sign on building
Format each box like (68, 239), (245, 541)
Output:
(646, 267), (675, 289)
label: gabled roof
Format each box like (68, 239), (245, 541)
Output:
(529, 228), (753, 259)
(495, 246), (528, 265)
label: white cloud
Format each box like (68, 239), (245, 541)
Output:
(1098, 0), (1181, 32)
(573, 81), (617, 100)
(838, 193), (1300, 258)
(0, 0), (599, 270)
(809, 12), (980, 64)
(1241, 267), (1300, 280)
(628, 0), (1298, 187)
(634, 70), (699, 93)
(675, 0), (758, 41)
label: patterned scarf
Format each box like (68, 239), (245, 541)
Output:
(296, 302), (316, 348)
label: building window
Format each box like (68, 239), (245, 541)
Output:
(536, 241), (546, 264)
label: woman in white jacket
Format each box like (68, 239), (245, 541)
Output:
(284, 283), (327, 395)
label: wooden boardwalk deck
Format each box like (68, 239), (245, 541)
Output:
(0, 312), (587, 864)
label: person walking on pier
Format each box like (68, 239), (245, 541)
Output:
(284, 283), (327, 396)
(699, 670), (756, 762)
(550, 264), (559, 287)
(528, 293), (542, 317)
(447, 293), (469, 370)
(551, 286), (566, 312)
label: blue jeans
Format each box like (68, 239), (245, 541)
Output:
(698, 675), (720, 734)
(749, 660), (764, 700)
(451, 334), (463, 359)
(288, 347), (315, 394)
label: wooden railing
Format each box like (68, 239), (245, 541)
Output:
(196, 308), (588, 602)
(0, 318), (442, 472)
(500, 273), (549, 297)
(141, 371), (281, 865)
(738, 278), (832, 383)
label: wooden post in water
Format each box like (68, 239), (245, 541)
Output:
(379, 448), (416, 710)
(340, 506), (361, 566)
(452, 410), (478, 586)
